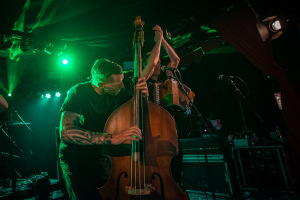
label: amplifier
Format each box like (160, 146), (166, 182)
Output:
(179, 137), (223, 155)
(180, 138), (232, 195)
(232, 145), (292, 192)
(181, 158), (232, 195)
(183, 154), (224, 163)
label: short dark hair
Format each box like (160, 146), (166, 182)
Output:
(91, 58), (123, 79)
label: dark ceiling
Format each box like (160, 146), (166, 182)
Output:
(0, 0), (234, 60)
(0, 0), (299, 97)
(1, 0), (299, 60)
(0, 0), (297, 61)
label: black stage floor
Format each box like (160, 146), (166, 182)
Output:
(1, 178), (299, 200)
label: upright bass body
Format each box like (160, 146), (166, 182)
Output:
(98, 15), (190, 200)
(98, 98), (190, 200)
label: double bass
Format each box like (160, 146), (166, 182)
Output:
(97, 16), (190, 200)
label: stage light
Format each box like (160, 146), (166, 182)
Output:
(256, 16), (289, 41)
(41, 94), (45, 99)
(44, 43), (67, 57)
(8, 93), (12, 97)
(44, 43), (57, 55)
(62, 59), (68, 65)
(3, 40), (12, 50)
(44, 43), (53, 55)
(55, 92), (61, 97)
(45, 93), (51, 99)
(271, 20), (281, 31)
(20, 42), (28, 52)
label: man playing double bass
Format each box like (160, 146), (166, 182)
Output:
(59, 58), (149, 200)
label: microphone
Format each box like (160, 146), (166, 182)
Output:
(161, 66), (177, 72)
(218, 74), (235, 80)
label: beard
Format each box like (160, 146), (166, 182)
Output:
(104, 89), (120, 95)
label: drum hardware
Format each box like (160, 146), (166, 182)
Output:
(0, 106), (33, 199)
(0, 172), (51, 199)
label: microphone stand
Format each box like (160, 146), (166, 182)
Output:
(11, 106), (33, 135)
(170, 70), (216, 200)
(170, 70), (211, 136)
(226, 78), (263, 145)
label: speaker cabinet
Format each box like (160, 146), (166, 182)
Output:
(181, 155), (233, 195)
(232, 145), (292, 192)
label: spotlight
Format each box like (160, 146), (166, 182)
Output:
(256, 16), (289, 41)
(8, 93), (12, 97)
(45, 93), (51, 99)
(271, 20), (281, 31)
(62, 59), (68, 65)
(44, 43), (56, 55)
(55, 92), (61, 97)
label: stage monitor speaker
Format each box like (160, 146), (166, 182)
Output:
(232, 145), (292, 192)
(181, 155), (232, 195)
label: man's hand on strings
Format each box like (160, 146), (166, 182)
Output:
(111, 125), (142, 145)
(136, 77), (149, 98)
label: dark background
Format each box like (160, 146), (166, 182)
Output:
(0, 0), (297, 180)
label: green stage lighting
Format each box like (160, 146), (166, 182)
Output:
(62, 59), (68, 65)
(55, 92), (61, 97)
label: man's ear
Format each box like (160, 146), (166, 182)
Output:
(98, 74), (105, 80)
(96, 74), (106, 85)
(98, 82), (104, 88)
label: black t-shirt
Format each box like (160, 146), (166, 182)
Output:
(59, 81), (132, 152)
(60, 81), (132, 133)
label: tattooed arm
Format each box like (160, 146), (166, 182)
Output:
(60, 111), (142, 145)
(60, 111), (110, 145)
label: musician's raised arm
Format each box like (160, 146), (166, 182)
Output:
(142, 25), (163, 81)
(163, 38), (180, 67)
